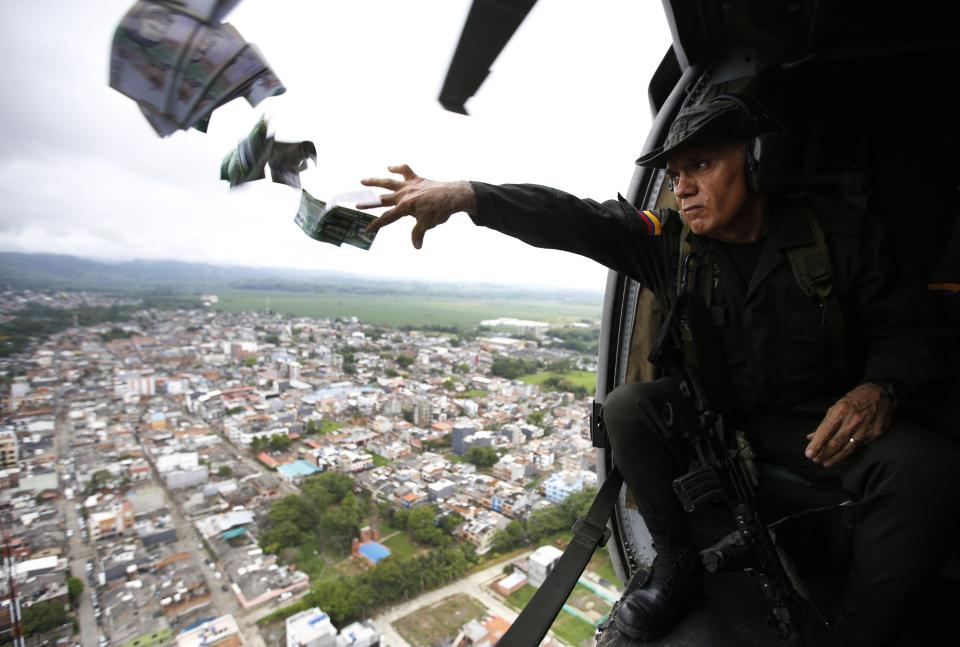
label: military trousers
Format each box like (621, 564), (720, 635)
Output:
(601, 378), (960, 606)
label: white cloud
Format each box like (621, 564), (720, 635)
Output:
(0, 0), (671, 290)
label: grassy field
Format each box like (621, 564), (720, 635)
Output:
(587, 550), (622, 587)
(505, 584), (538, 610)
(504, 584), (600, 646)
(520, 370), (597, 390)
(394, 594), (488, 647)
(382, 532), (421, 560)
(205, 289), (600, 328)
(552, 612), (598, 646)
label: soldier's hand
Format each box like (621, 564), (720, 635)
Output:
(804, 383), (893, 468)
(360, 164), (476, 249)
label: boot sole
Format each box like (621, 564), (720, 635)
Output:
(613, 588), (705, 641)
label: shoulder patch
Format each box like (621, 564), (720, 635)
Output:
(637, 209), (663, 236)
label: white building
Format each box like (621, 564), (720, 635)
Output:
(543, 469), (597, 503)
(176, 614), (242, 647)
(165, 466), (209, 490)
(228, 426), (290, 447)
(286, 608), (337, 647)
(155, 452), (200, 473)
(528, 545), (564, 587)
(336, 621), (380, 647)
(119, 370), (156, 397)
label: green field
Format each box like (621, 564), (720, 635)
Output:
(382, 532), (421, 560)
(504, 584), (599, 646)
(204, 289), (600, 328)
(520, 370), (597, 390)
(588, 550), (622, 587)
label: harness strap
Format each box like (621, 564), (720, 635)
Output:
(786, 211), (848, 381)
(497, 466), (623, 647)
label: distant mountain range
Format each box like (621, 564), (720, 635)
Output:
(0, 252), (603, 303)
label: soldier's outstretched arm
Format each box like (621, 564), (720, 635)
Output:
(360, 164), (676, 292)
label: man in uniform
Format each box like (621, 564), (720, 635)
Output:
(359, 96), (960, 646)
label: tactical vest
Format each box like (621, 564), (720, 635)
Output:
(672, 208), (848, 386)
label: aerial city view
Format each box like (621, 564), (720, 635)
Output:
(0, 284), (615, 647)
(6, 0), (955, 645)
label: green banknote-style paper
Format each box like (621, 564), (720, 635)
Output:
(294, 190), (378, 250)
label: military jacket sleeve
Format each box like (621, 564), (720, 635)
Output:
(840, 211), (941, 396)
(468, 181), (680, 297)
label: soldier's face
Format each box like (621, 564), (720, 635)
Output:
(666, 142), (755, 239)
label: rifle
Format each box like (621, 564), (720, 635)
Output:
(649, 293), (804, 646)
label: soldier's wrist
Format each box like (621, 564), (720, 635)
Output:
(863, 379), (901, 409)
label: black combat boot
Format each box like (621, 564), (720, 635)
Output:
(613, 540), (705, 641)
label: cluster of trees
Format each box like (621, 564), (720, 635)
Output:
(491, 357), (540, 379)
(19, 599), (71, 639)
(465, 446), (499, 468)
(540, 375), (590, 399)
(550, 326), (600, 355)
(491, 487), (597, 554)
(259, 472), (370, 557)
(250, 433), (292, 454)
(380, 503), (464, 547)
(99, 327), (134, 342)
(306, 543), (478, 626)
(0, 304), (135, 357)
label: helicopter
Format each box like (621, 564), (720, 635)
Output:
(439, 1), (960, 645)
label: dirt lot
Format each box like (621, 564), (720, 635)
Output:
(393, 594), (488, 647)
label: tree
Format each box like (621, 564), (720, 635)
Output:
(465, 446), (499, 468)
(84, 469), (112, 495)
(491, 357), (539, 379)
(439, 511), (465, 535)
(395, 355), (414, 369)
(21, 599), (69, 637)
(67, 576), (84, 607)
(269, 434), (292, 451)
(217, 465), (232, 478)
(408, 505), (445, 546)
(250, 437), (267, 454)
(527, 411), (545, 426)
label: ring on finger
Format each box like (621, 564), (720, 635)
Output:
(848, 437), (858, 444)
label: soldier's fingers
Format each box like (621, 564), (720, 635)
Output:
(365, 209), (405, 233)
(411, 220), (430, 249)
(388, 164), (418, 181)
(823, 439), (860, 468)
(821, 413), (865, 462)
(806, 410), (842, 460)
(360, 177), (403, 191)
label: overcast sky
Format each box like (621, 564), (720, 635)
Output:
(0, 1), (671, 291)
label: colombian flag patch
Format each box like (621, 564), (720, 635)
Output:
(638, 209), (663, 236)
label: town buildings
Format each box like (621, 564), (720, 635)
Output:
(0, 289), (598, 646)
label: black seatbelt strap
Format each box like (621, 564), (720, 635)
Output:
(498, 465), (624, 647)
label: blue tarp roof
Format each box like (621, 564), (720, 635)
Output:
(278, 460), (321, 478)
(221, 527), (247, 540)
(358, 541), (391, 564)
